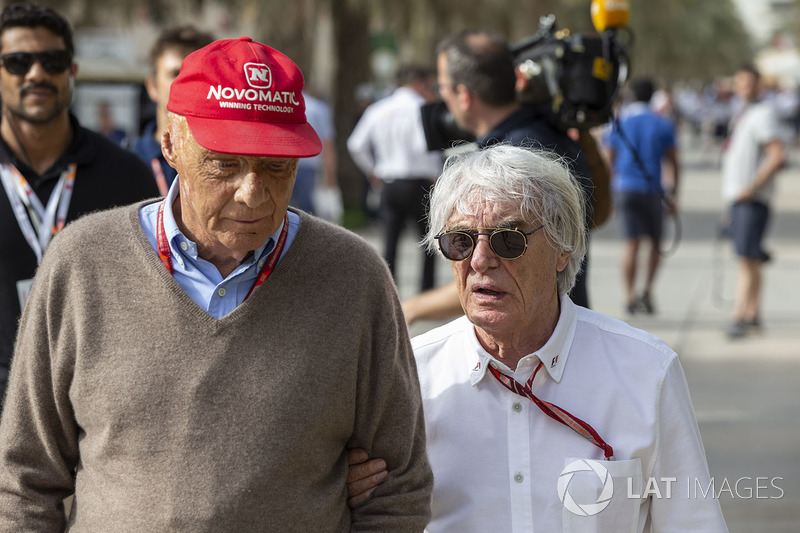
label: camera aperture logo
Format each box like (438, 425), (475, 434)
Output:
(558, 459), (614, 516)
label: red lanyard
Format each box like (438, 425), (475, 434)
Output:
(156, 198), (288, 302)
(489, 361), (614, 460)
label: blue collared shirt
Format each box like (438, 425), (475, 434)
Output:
(139, 176), (298, 318)
(131, 120), (178, 187)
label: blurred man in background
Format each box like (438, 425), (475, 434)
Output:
(347, 64), (442, 292)
(132, 25), (214, 195)
(721, 63), (785, 339)
(0, 2), (157, 411)
(604, 78), (679, 316)
(290, 83), (340, 222)
(95, 99), (128, 147)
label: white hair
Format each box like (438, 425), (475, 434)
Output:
(425, 143), (587, 295)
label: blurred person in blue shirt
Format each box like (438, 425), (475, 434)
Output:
(290, 88), (340, 222)
(604, 78), (679, 315)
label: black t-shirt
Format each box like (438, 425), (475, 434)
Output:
(0, 114), (159, 373)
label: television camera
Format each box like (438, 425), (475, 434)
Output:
(421, 0), (632, 151)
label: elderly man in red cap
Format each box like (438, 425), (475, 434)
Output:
(0, 37), (432, 531)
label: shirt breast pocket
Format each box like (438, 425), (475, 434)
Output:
(559, 457), (643, 533)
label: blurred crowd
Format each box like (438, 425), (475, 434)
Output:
(650, 77), (800, 152)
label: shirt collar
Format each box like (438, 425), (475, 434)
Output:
(0, 113), (88, 185)
(468, 294), (578, 386)
(162, 176), (275, 267)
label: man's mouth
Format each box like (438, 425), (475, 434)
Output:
(21, 86), (56, 99)
(473, 286), (504, 298)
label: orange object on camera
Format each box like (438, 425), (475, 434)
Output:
(590, 0), (630, 31)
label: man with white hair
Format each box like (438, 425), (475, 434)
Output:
(349, 144), (728, 532)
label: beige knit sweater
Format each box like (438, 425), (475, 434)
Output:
(0, 204), (432, 532)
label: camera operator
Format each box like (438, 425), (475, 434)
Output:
(401, 29), (608, 324)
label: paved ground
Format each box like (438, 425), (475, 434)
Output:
(355, 134), (800, 532)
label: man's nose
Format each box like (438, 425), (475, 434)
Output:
(234, 171), (267, 208)
(469, 235), (499, 272)
(24, 60), (48, 80)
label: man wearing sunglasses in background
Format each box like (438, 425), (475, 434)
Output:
(0, 3), (157, 411)
(349, 144), (727, 532)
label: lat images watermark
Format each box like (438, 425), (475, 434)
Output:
(558, 459), (614, 516)
(558, 459), (785, 517)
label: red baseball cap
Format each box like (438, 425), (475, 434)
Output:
(167, 36), (322, 158)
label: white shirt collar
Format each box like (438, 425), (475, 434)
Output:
(468, 294), (577, 386)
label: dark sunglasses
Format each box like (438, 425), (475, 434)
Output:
(435, 225), (545, 261)
(0, 50), (72, 76)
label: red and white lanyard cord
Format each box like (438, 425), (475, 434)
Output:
(156, 198), (288, 301)
(0, 162), (77, 264)
(150, 158), (169, 196)
(489, 361), (614, 460)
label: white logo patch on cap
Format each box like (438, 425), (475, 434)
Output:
(244, 62), (272, 89)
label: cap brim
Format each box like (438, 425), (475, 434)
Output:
(185, 116), (322, 158)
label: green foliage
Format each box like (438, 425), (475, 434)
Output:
(627, 0), (752, 83)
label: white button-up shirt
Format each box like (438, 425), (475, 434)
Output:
(346, 87), (442, 180)
(412, 295), (728, 532)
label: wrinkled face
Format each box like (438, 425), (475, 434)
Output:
(0, 26), (76, 125)
(147, 46), (190, 111)
(163, 116), (298, 263)
(446, 193), (569, 339)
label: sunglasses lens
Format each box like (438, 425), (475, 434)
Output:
(1, 51), (71, 75)
(490, 230), (526, 259)
(41, 51), (71, 74)
(1, 53), (32, 75)
(439, 232), (474, 261)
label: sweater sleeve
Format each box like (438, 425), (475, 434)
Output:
(348, 264), (433, 531)
(0, 244), (80, 530)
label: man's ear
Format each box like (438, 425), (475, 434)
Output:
(161, 128), (178, 169)
(556, 251), (571, 273)
(145, 75), (158, 103)
(455, 83), (472, 109)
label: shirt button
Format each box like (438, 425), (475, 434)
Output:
(217, 288), (226, 297)
(180, 241), (189, 251)
(176, 257), (184, 268)
(514, 473), (524, 483)
(490, 362), (498, 369)
(512, 402), (522, 413)
(258, 259), (266, 268)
